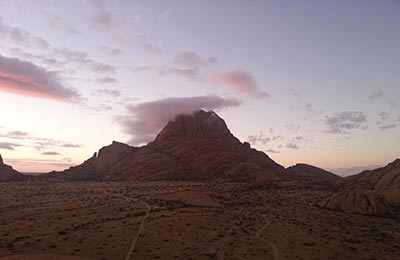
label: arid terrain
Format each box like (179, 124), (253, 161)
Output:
(1, 111), (400, 259)
(0, 180), (399, 260)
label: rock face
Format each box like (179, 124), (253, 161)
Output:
(0, 154), (24, 181)
(46, 110), (286, 183)
(319, 159), (400, 215)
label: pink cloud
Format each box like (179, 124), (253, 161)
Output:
(0, 55), (79, 101)
(212, 70), (271, 99)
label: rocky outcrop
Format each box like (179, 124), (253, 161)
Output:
(46, 110), (285, 184)
(318, 190), (392, 215)
(0, 154), (24, 181)
(318, 159), (400, 215)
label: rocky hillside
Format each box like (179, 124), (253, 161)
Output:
(0, 154), (24, 181)
(46, 110), (286, 184)
(318, 159), (400, 215)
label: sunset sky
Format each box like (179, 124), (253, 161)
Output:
(0, 0), (399, 175)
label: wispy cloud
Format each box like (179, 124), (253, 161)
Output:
(173, 51), (218, 69)
(4, 40), (116, 76)
(264, 149), (279, 154)
(376, 111), (397, 130)
(142, 42), (164, 54)
(61, 143), (83, 148)
(378, 124), (396, 131)
(0, 55), (80, 101)
(289, 88), (301, 98)
(304, 103), (324, 115)
(285, 124), (301, 134)
(0, 18), (49, 49)
(99, 46), (124, 56)
(50, 14), (82, 36)
(248, 131), (271, 145)
(285, 143), (299, 149)
(84, 0), (164, 54)
(85, 0), (120, 32)
(116, 95), (241, 145)
(53, 47), (116, 74)
(324, 111), (367, 134)
(388, 100), (397, 107)
(42, 151), (61, 156)
(0, 129), (83, 151)
(90, 104), (113, 111)
(94, 77), (117, 84)
(0, 131), (29, 139)
(368, 89), (384, 100)
(0, 142), (21, 150)
(132, 51), (270, 100)
(378, 111), (390, 121)
(132, 65), (204, 82)
(97, 88), (121, 97)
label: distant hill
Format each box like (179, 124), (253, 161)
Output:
(286, 163), (340, 181)
(0, 154), (24, 181)
(45, 110), (286, 184)
(319, 159), (400, 215)
(281, 163), (340, 190)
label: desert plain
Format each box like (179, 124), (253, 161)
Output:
(0, 180), (399, 260)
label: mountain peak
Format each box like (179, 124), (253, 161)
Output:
(153, 110), (235, 143)
(391, 158), (400, 166)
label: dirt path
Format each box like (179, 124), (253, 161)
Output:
(124, 199), (151, 260)
(256, 215), (281, 260)
(110, 195), (151, 260)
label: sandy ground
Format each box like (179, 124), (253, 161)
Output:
(0, 180), (399, 260)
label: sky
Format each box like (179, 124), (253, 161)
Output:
(0, 0), (399, 176)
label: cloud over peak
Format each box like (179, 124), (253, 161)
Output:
(117, 95), (241, 145)
(0, 55), (80, 101)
